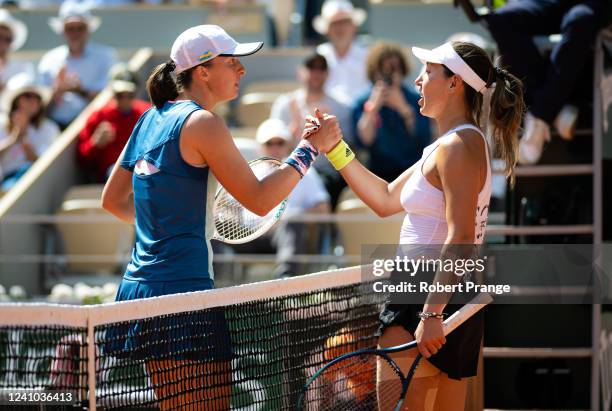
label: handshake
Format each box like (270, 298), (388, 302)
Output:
(301, 108), (345, 154)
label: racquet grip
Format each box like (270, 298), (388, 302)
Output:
(442, 292), (493, 335)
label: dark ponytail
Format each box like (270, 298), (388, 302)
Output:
(444, 42), (525, 186)
(146, 60), (178, 109)
(146, 59), (213, 109)
(489, 66), (524, 186)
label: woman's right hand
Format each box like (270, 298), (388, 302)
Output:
(303, 108), (343, 153)
(11, 110), (29, 140)
(367, 81), (389, 113)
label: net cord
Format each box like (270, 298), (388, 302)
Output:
(0, 266), (365, 327)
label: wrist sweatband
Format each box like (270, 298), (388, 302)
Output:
(325, 139), (355, 171)
(284, 139), (319, 177)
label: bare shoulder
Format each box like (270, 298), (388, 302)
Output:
(184, 109), (225, 132)
(437, 129), (485, 166)
(182, 109), (231, 143)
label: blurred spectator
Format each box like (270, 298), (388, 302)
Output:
(17, 0), (180, 7)
(230, 119), (331, 277)
(314, 0), (369, 106)
(0, 10), (35, 104)
(77, 64), (150, 183)
(38, 1), (117, 129)
(0, 73), (59, 191)
(352, 42), (431, 182)
(206, 0), (281, 46)
(271, 52), (351, 207)
(17, 0), (63, 8)
(458, 0), (610, 164)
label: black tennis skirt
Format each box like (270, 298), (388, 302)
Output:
(375, 301), (484, 380)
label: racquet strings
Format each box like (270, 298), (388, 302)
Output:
(213, 158), (287, 244)
(300, 332), (406, 410)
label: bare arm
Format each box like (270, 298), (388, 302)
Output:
(101, 146), (134, 224)
(21, 138), (38, 163)
(415, 132), (484, 358)
(356, 83), (386, 146)
(0, 134), (18, 158)
(338, 158), (417, 217)
(184, 111), (340, 217)
(422, 133), (482, 314)
(356, 110), (379, 146)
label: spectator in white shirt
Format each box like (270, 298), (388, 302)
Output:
(17, 0), (173, 7)
(38, 1), (117, 128)
(271, 52), (352, 207)
(0, 10), (35, 105)
(314, 0), (369, 107)
(0, 73), (59, 191)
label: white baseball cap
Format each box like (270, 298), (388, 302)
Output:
(412, 42), (487, 94)
(256, 119), (292, 144)
(171, 25), (263, 74)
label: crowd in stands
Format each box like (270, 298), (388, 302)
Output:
(0, 0), (608, 278)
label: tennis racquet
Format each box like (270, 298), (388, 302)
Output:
(297, 292), (493, 411)
(212, 157), (288, 244)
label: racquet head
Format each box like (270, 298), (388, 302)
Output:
(297, 328), (411, 411)
(212, 157), (288, 244)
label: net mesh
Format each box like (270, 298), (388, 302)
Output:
(0, 269), (386, 410)
(0, 325), (89, 408)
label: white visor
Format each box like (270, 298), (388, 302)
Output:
(412, 42), (487, 94)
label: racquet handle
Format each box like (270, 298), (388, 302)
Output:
(442, 292), (493, 335)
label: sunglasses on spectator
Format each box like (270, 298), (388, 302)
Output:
(264, 139), (287, 147)
(0, 35), (13, 44)
(306, 65), (327, 72)
(64, 25), (88, 33)
(115, 92), (135, 100)
(20, 92), (41, 100)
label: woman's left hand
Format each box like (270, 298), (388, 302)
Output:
(414, 318), (446, 358)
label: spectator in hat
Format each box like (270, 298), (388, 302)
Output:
(314, 0), (370, 106)
(38, 1), (117, 129)
(352, 42), (431, 182)
(78, 64), (150, 183)
(0, 10), (35, 102)
(270, 52), (352, 207)
(0, 73), (59, 191)
(227, 119), (331, 277)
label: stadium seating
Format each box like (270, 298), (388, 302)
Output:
(335, 198), (403, 257)
(236, 92), (279, 128)
(54, 185), (133, 275)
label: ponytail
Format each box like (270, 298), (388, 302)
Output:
(489, 67), (525, 186)
(445, 42), (526, 187)
(146, 60), (178, 109)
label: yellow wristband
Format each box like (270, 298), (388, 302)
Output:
(325, 139), (355, 171)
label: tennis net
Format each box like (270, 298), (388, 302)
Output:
(0, 266), (385, 410)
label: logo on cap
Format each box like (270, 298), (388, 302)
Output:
(198, 51), (213, 62)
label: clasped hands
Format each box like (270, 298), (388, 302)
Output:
(300, 108), (343, 154)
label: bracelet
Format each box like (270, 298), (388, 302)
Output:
(325, 139), (355, 171)
(284, 139), (319, 177)
(417, 311), (446, 320)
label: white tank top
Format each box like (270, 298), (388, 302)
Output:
(399, 124), (492, 245)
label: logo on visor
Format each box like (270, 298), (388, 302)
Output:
(198, 51), (213, 61)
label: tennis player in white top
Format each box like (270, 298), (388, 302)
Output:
(308, 41), (525, 410)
